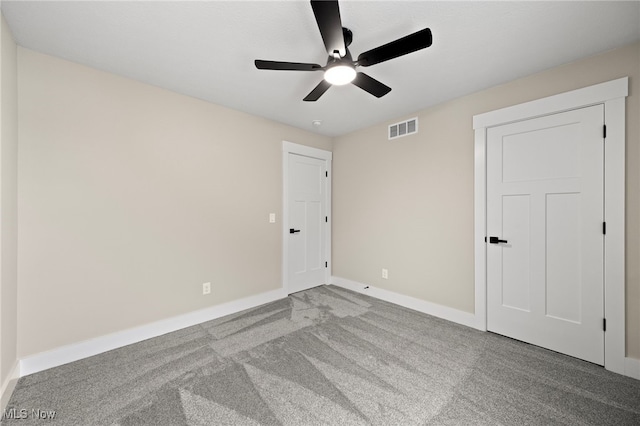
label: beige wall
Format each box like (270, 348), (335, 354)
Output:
(17, 48), (332, 358)
(0, 13), (19, 405)
(333, 42), (640, 359)
(13, 40), (640, 362)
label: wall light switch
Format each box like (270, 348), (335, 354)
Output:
(269, 213), (276, 223)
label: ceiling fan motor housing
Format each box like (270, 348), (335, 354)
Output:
(342, 27), (353, 48)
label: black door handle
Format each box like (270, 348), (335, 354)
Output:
(489, 236), (508, 244)
(289, 228), (301, 234)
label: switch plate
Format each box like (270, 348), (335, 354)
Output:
(269, 213), (276, 223)
(203, 282), (211, 295)
(382, 269), (388, 279)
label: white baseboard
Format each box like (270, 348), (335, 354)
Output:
(331, 276), (479, 330)
(1, 360), (20, 411)
(20, 288), (287, 376)
(625, 356), (640, 380)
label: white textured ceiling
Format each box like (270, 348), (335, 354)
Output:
(2, 1), (639, 137)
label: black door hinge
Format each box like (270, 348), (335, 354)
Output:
(325, 216), (328, 223)
(325, 171), (328, 177)
(603, 222), (606, 235)
(325, 261), (328, 268)
(603, 318), (607, 332)
(603, 124), (607, 139)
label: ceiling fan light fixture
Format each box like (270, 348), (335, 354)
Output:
(324, 64), (356, 85)
(256, 1), (432, 101)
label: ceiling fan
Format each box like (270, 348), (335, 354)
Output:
(254, 0), (433, 101)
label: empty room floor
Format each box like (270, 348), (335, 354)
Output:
(4, 285), (640, 425)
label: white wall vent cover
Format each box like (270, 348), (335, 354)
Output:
(389, 117), (418, 140)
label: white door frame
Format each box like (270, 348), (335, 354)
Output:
(473, 77), (628, 375)
(282, 141), (332, 294)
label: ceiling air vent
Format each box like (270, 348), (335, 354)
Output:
(388, 117), (418, 140)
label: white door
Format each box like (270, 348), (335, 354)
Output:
(287, 153), (328, 293)
(487, 105), (605, 365)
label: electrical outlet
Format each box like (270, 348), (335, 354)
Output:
(269, 213), (276, 223)
(382, 268), (388, 279)
(202, 282), (211, 295)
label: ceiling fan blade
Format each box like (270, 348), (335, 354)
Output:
(303, 79), (332, 102)
(311, 0), (346, 57)
(255, 60), (323, 71)
(357, 28), (432, 67)
(352, 72), (391, 98)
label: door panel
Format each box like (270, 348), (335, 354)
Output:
(306, 201), (322, 271)
(290, 200), (307, 274)
(487, 105), (604, 365)
(545, 192), (581, 323)
(502, 123), (581, 182)
(501, 194), (531, 312)
(287, 154), (327, 293)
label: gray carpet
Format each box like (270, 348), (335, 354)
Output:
(4, 285), (640, 425)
